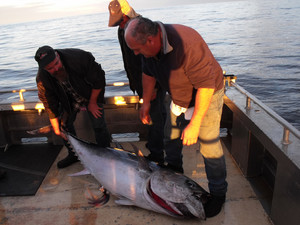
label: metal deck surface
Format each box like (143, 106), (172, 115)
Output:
(0, 139), (272, 225)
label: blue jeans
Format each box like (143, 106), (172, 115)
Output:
(164, 88), (227, 196)
(146, 86), (166, 158)
(63, 104), (111, 148)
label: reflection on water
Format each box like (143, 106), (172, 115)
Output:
(0, 0), (299, 129)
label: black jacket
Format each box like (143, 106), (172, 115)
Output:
(36, 48), (106, 119)
(118, 27), (143, 98)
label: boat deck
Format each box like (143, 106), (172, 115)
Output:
(1, 79), (300, 224)
(0, 138), (273, 225)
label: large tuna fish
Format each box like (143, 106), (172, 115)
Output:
(67, 133), (208, 219)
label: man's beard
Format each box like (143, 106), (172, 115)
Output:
(53, 67), (68, 81)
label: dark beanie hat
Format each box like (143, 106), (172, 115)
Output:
(35, 45), (56, 68)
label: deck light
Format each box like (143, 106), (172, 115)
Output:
(114, 96), (126, 105)
(113, 82), (125, 86)
(11, 104), (25, 111)
(35, 103), (45, 115)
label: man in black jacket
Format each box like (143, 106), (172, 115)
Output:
(108, 0), (166, 165)
(35, 46), (111, 168)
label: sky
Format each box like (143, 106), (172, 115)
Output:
(0, 0), (230, 25)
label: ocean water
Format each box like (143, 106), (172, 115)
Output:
(0, 0), (299, 129)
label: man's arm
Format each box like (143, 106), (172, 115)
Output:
(50, 117), (67, 140)
(37, 75), (66, 138)
(181, 87), (215, 146)
(88, 89), (103, 118)
(139, 73), (156, 124)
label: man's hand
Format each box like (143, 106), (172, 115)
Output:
(59, 131), (68, 140)
(139, 73), (156, 124)
(139, 102), (151, 124)
(181, 123), (200, 146)
(181, 87), (215, 146)
(88, 102), (103, 118)
(88, 89), (103, 118)
(50, 117), (67, 140)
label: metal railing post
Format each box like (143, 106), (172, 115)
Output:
(246, 96), (251, 109)
(282, 127), (291, 145)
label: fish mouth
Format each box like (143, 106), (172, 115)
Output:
(145, 177), (200, 218)
(147, 181), (183, 217)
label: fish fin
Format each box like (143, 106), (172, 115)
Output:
(68, 169), (90, 177)
(27, 125), (53, 135)
(129, 143), (151, 171)
(85, 187), (110, 207)
(115, 198), (134, 206)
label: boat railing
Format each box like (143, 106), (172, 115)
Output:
(0, 82), (131, 102)
(1, 77), (299, 144)
(0, 82), (135, 113)
(0, 89), (39, 102)
(224, 74), (300, 144)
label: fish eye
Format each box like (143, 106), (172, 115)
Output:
(186, 180), (197, 189)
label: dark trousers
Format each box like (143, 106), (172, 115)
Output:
(146, 87), (166, 158)
(63, 104), (111, 154)
(164, 88), (227, 196)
